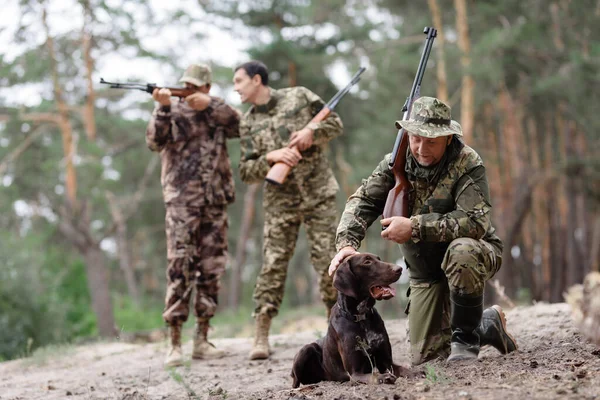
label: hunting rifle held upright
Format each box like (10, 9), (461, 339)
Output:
(382, 27), (437, 219)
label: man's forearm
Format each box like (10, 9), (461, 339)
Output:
(146, 105), (172, 152)
(239, 155), (270, 183)
(335, 201), (379, 251)
(410, 211), (488, 243)
(311, 112), (343, 146)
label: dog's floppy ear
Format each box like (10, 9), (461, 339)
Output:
(333, 259), (359, 298)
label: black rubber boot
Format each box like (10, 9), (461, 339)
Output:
(477, 305), (518, 354)
(447, 292), (483, 362)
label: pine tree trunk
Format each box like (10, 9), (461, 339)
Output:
(454, 0), (475, 143)
(494, 86), (520, 296)
(541, 114), (554, 301)
(289, 62), (297, 87)
(81, 0), (96, 141)
(58, 202), (116, 337)
(43, 6), (77, 206)
(563, 121), (581, 286)
(83, 244), (117, 337)
(427, 0), (448, 102)
(529, 117), (543, 300)
(106, 192), (139, 305)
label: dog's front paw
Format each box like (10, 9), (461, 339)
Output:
(377, 372), (398, 384)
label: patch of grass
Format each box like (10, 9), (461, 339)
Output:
(167, 368), (200, 399)
(425, 365), (449, 384)
(209, 305), (254, 338)
(21, 343), (76, 366)
(113, 295), (165, 333)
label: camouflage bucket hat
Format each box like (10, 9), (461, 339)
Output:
(395, 96), (462, 138)
(179, 64), (212, 87)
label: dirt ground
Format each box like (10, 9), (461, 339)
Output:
(1, 302), (599, 400)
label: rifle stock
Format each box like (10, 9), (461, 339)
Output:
(264, 107), (331, 185)
(383, 27), (437, 219)
(383, 132), (411, 218)
(265, 67), (366, 185)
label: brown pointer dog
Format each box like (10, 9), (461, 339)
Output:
(291, 253), (418, 387)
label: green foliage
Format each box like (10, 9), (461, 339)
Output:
(21, 343), (76, 367)
(425, 365), (449, 384)
(113, 294), (165, 333)
(55, 260), (98, 338)
(167, 369), (201, 399)
(0, 230), (95, 360)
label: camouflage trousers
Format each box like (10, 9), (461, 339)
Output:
(406, 237), (502, 365)
(162, 205), (228, 326)
(253, 196), (338, 318)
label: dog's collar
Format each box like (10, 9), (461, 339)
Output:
(338, 307), (367, 322)
(337, 300), (372, 322)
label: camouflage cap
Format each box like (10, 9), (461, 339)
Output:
(179, 64), (212, 87)
(395, 96), (462, 138)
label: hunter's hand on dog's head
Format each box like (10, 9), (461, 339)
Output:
(328, 246), (359, 276)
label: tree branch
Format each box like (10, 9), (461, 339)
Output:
(0, 124), (45, 176)
(101, 156), (159, 240)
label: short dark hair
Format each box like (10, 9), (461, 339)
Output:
(235, 60), (269, 85)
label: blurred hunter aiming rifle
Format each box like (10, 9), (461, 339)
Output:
(99, 78), (201, 98)
(383, 27), (437, 219)
(265, 67), (366, 185)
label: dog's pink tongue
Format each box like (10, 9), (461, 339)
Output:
(372, 285), (397, 300)
(388, 285), (397, 297)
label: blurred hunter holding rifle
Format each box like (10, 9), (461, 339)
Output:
(233, 60), (362, 360)
(105, 64), (241, 367)
(329, 28), (518, 365)
(265, 67), (365, 185)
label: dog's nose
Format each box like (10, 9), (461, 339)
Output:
(392, 263), (403, 273)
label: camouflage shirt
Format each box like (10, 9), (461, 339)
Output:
(146, 97), (240, 207)
(336, 141), (503, 279)
(239, 86), (343, 209)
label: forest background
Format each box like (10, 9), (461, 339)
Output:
(1, 0), (598, 361)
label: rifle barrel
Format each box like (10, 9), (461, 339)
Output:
(99, 78), (156, 94)
(326, 67), (366, 110)
(389, 27), (437, 166)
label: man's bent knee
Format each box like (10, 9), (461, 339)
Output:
(442, 238), (488, 295)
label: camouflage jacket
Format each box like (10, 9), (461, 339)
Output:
(239, 86), (343, 210)
(146, 97), (240, 207)
(336, 141), (503, 279)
